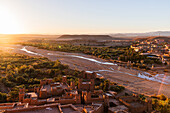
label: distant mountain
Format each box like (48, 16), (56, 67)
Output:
(134, 36), (170, 42)
(1, 31), (170, 41)
(58, 35), (114, 40)
(110, 31), (170, 37)
(58, 31), (170, 41)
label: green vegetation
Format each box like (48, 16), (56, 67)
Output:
(138, 94), (146, 101)
(0, 51), (80, 102)
(138, 94), (170, 113)
(110, 85), (125, 92)
(99, 80), (110, 92)
(0, 92), (7, 103)
(152, 98), (170, 113)
(97, 79), (125, 92)
(0, 50), (111, 102)
(157, 94), (168, 101)
(21, 41), (163, 70)
(0, 43), (168, 112)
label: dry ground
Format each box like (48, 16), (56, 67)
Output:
(1, 44), (170, 97)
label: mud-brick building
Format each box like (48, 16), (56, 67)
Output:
(19, 76), (81, 105)
(119, 95), (152, 113)
(81, 70), (97, 79)
(78, 78), (95, 92)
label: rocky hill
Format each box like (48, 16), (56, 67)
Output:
(134, 36), (170, 42)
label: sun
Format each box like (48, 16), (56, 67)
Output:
(0, 6), (23, 34)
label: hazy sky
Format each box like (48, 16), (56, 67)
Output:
(0, 0), (170, 34)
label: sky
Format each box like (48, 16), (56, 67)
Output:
(0, 0), (170, 34)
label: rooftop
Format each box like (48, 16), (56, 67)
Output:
(15, 107), (60, 113)
(5, 104), (60, 113)
(108, 105), (128, 112)
(60, 104), (80, 113)
(82, 82), (91, 84)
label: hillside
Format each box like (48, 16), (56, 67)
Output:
(110, 31), (170, 37)
(58, 35), (113, 40)
(134, 36), (170, 42)
(58, 35), (131, 41)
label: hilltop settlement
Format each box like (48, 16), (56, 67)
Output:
(0, 71), (161, 113)
(0, 36), (169, 113)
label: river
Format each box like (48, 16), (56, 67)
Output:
(1, 44), (170, 97)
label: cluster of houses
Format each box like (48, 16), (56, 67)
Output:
(131, 39), (170, 64)
(0, 72), (157, 113)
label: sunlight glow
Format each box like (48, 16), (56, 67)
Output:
(157, 74), (167, 95)
(0, 6), (23, 34)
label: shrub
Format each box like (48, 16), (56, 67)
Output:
(157, 94), (167, 101)
(164, 69), (168, 72)
(110, 85), (125, 92)
(0, 92), (7, 103)
(7, 91), (19, 102)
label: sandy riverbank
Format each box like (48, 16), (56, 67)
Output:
(1, 44), (170, 97)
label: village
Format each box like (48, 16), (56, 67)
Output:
(0, 71), (156, 113)
(131, 38), (170, 65)
(0, 0), (170, 112)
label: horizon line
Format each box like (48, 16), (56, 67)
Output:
(0, 30), (170, 35)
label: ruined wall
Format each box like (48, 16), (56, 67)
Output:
(5, 103), (59, 113)
(90, 79), (95, 91)
(58, 99), (76, 104)
(90, 104), (104, 113)
(39, 90), (48, 99)
(23, 98), (31, 105)
(78, 78), (95, 92)
(51, 87), (63, 96)
(40, 79), (52, 86)
(19, 93), (25, 102)
(81, 84), (91, 91)
(75, 95), (81, 104)
(37, 100), (47, 105)
(0, 103), (15, 110)
(119, 96), (152, 113)
(62, 76), (67, 83)
(19, 88), (25, 102)
(84, 92), (104, 104)
(70, 81), (75, 89)
(81, 71), (96, 79)
(30, 99), (38, 105)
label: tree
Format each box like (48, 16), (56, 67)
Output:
(19, 65), (27, 73)
(7, 91), (19, 102)
(0, 92), (7, 102)
(103, 80), (109, 92)
(110, 85), (125, 92)
(158, 94), (167, 101)
(16, 76), (26, 84)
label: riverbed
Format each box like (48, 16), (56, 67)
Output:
(1, 44), (170, 97)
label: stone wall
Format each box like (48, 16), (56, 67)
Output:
(81, 71), (96, 79)
(0, 103), (15, 110)
(4, 103), (59, 113)
(119, 96), (152, 113)
(78, 79), (95, 92)
(39, 90), (48, 99)
(91, 104), (104, 113)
